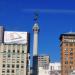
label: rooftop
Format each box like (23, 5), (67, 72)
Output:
(63, 32), (75, 35)
(60, 32), (75, 40)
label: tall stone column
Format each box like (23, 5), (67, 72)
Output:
(33, 14), (39, 75)
(33, 23), (39, 56)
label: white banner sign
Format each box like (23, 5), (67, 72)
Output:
(4, 31), (27, 44)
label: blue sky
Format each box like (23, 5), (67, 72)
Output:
(0, 0), (75, 62)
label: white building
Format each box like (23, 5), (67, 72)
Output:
(38, 67), (50, 75)
(38, 62), (61, 75)
(0, 30), (30, 75)
(49, 62), (61, 75)
(50, 62), (61, 71)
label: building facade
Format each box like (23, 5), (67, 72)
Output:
(38, 63), (61, 75)
(38, 55), (50, 75)
(38, 55), (50, 67)
(49, 62), (61, 75)
(60, 32), (75, 75)
(0, 29), (30, 75)
(38, 67), (50, 75)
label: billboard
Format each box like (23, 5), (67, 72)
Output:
(4, 31), (28, 44)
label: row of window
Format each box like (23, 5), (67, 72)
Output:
(2, 69), (24, 74)
(63, 43), (75, 46)
(65, 57), (73, 60)
(2, 59), (24, 63)
(2, 69), (15, 73)
(1, 74), (15, 75)
(65, 61), (73, 64)
(64, 52), (73, 55)
(3, 50), (25, 53)
(2, 73), (24, 75)
(3, 55), (25, 58)
(3, 64), (24, 68)
(64, 66), (74, 70)
(64, 48), (74, 51)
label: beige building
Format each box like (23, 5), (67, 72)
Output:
(0, 30), (30, 75)
(38, 55), (50, 75)
(38, 55), (50, 67)
(60, 32), (75, 75)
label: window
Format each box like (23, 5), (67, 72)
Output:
(43, 65), (49, 69)
(3, 60), (6, 63)
(69, 43), (73, 46)
(2, 74), (5, 75)
(21, 66), (24, 68)
(13, 50), (15, 53)
(17, 61), (19, 63)
(70, 61), (73, 64)
(16, 65), (19, 68)
(2, 70), (5, 73)
(65, 48), (68, 51)
(51, 66), (52, 70)
(22, 51), (24, 53)
(17, 50), (20, 53)
(21, 61), (24, 63)
(3, 64), (5, 67)
(17, 56), (20, 58)
(70, 48), (73, 51)
(64, 43), (68, 46)
(65, 57), (68, 60)
(70, 66), (72, 69)
(7, 64), (10, 68)
(64, 52), (68, 55)
(12, 70), (14, 73)
(65, 61), (68, 64)
(3, 55), (6, 58)
(3, 50), (6, 53)
(70, 53), (73, 55)
(8, 54), (10, 57)
(8, 50), (11, 53)
(70, 57), (73, 60)
(12, 64), (15, 68)
(7, 69), (10, 73)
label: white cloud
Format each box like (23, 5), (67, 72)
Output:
(23, 9), (75, 13)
